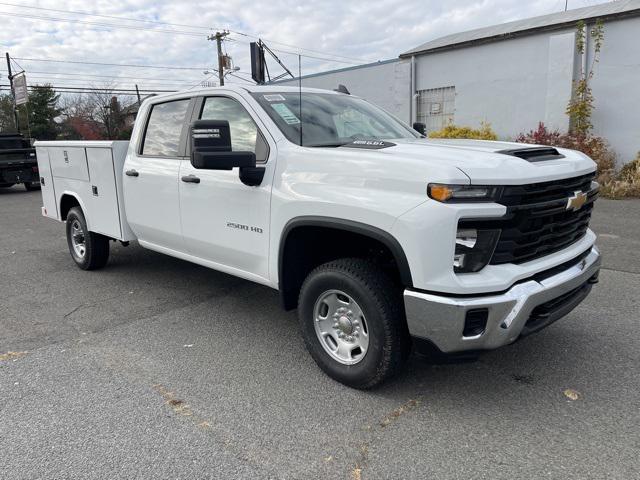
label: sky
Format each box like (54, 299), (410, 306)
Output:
(0, 0), (612, 95)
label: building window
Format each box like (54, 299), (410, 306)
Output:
(417, 86), (455, 133)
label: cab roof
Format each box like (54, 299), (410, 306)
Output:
(149, 84), (343, 103)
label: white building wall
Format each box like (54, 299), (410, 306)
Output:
(277, 60), (412, 124)
(589, 16), (640, 163)
(414, 29), (576, 138)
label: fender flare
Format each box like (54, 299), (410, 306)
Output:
(278, 216), (414, 288)
(59, 191), (92, 231)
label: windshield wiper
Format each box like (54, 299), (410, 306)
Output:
(306, 141), (351, 148)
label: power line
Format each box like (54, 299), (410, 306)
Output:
(20, 76), (198, 86)
(33, 70), (199, 79)
(0, 11), (206, 37)
(226, 37), (365, 65)
(12, 73), (195, 82)
(12, 57), (210, 71)
(0, 1), (365, 63)
(226, 30), (364, 63)
(0, 1), (220, 31)
(0, 83), (176, 93)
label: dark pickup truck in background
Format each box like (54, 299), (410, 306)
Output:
(0, 133), (40, 191)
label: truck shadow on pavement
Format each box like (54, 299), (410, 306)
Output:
(101, 242), (603, 403)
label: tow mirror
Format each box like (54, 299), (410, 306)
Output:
(413, 122), (427, 136)
(190, 119), (256, 170)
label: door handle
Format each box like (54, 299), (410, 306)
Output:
(181, 175), (201, 184)
(125, 169), (139, 177)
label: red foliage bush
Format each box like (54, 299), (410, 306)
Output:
(516, 122), (640, 199)
(516, 122), (616, 176)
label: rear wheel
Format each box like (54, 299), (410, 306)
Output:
(65, 207), (110, 270)
(24, 181), (41, 191)
(298, 258), (410, 389)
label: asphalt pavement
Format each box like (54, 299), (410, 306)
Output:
(1, 185), (639, 479)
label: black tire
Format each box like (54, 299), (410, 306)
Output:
(65, 206), (110, 270)
(24, 181), (41, 191)
(0, 183), (15, 188)
(298, 258), (410, 389)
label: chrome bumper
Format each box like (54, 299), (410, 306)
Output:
(404, 247), (601, 353)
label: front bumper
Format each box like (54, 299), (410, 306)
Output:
(404, 246), (601, 353)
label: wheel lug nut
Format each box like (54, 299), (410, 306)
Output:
(333, 323), (339, 329)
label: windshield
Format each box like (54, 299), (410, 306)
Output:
(251, 92), (419, 147)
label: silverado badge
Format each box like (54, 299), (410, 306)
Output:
(566, 191), (588, 211)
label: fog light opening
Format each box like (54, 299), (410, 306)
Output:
(463, 309), (488, 338)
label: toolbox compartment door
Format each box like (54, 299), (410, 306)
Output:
(49, 146), (89, 181)
(34, 147), (59, 219)
(85, 147), (122, 239)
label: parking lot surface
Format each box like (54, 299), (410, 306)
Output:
(1, 186), (639, 479)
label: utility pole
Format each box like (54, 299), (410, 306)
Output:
(208, 31), (229, 86)
(5, 52), (20, 133)
(565, 0), (569, 11)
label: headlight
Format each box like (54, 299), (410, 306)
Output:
(454, 228), (500, 273)
(428, 184), (501, 203)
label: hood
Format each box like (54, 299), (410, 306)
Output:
(340, 138), (597, 185)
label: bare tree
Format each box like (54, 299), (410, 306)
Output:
(58, 83), (138, 140)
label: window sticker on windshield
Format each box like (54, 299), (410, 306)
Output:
(263, 94), (286, 102)
(271, 103), (300, 125)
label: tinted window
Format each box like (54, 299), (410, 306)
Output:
(200, 97), (265, 159)
(142, 99), (190, 157)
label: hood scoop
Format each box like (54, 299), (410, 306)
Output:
(498, 147), (564, 162)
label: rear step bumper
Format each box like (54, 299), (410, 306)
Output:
(404, 246), (601, 353)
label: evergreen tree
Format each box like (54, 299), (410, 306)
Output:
(26, 85), (61, 140)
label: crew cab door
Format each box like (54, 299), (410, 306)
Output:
(178, 94), (275, 281)
(123, 97), (194, 252)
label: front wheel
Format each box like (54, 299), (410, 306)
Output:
(298, 258), (410, 389)
(66, 207), (110, 270)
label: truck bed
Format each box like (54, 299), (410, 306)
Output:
(34, 141), (136, 242)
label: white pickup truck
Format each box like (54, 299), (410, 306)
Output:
(35, 85), (601, 388)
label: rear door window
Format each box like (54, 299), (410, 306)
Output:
(141, 99), (191, 157)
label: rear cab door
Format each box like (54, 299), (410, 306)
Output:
(123, 96), (196, 253)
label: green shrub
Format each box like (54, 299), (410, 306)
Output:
(428, 122), (497, 140)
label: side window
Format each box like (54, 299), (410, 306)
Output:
(200, 97), (268, 162)
(141, 99), (191, 157)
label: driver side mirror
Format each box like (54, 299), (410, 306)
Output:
(190, 119), (256, 170)
(413, 122), (427, 136)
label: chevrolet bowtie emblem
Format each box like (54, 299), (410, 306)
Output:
(566, 191), (587, 211)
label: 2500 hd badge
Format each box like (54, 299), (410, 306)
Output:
(226, 221), (263, 234)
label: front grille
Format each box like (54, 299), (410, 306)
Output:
(461, 173), (598, 265)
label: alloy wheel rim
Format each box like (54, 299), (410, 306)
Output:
(70, 219), (86, 258)
(313, 290), (369, 365)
